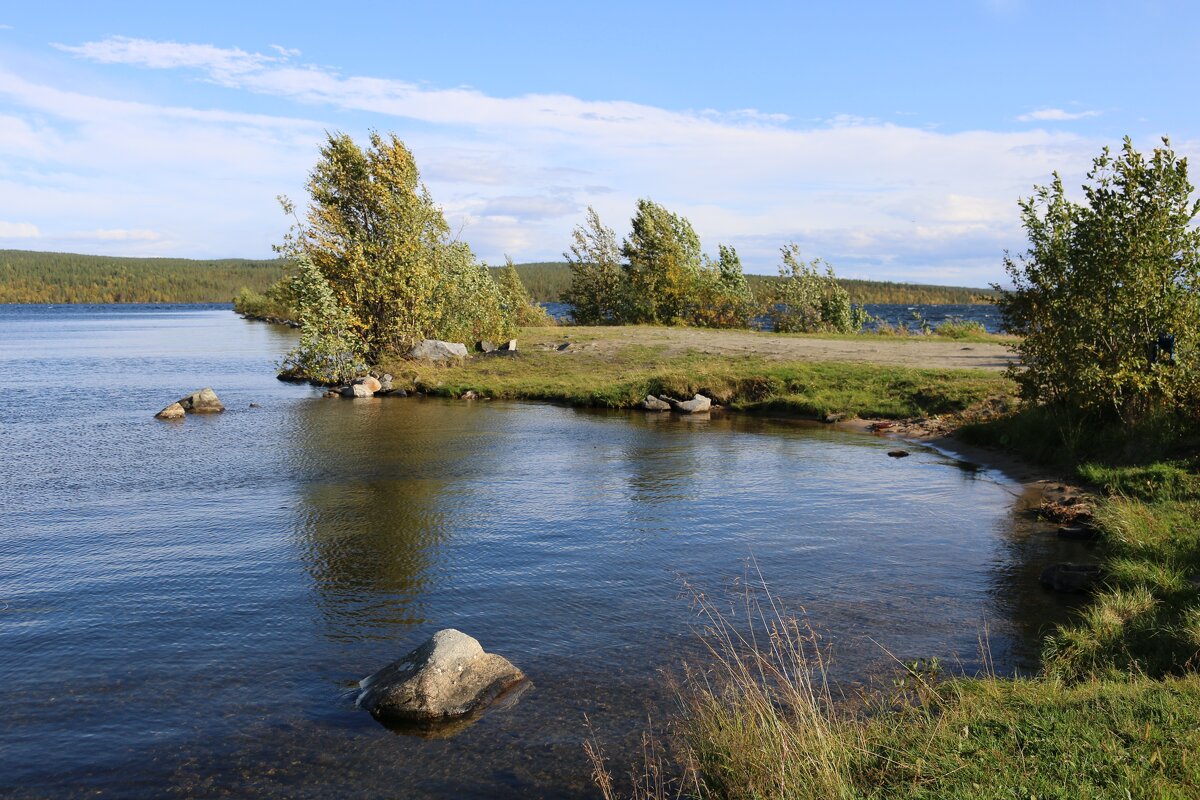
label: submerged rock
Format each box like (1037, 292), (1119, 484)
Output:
(641, 394), (671, 411)
(176, 387), (225, 413)
(409, 340), (469, 362)
(356, 629), (526, 725)
(155, 402), (185, 420)
(669, 394), (712, 414)
(1040, 562), (1103, 593)
(887, 450), (910, 458)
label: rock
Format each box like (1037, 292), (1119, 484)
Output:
(498, 339), (517, 352)
(1040, 563), (1103, 593)
(341, 383), (375, 398)
(556, 342), (571, 352)
(176, 387), (225, 413)
(249, 403), (262, 408)
(324, 391), (339, 398)
(641, 394), (672, 411)
(669, 394), (712, 414)
(462, 390), (478, 400)
(475, 340), (497, 354)
(356, 629), (526, 725)
(155, 402), (185, 420)
(1057, 524), (1098, 541)
(823, 412), (845, 424)
(887, 450), (910, 458)
(354, 375), (382, 393)
(409, 339), (469, 362)
(392, 389), (409, 398)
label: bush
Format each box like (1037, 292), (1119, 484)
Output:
(997, 137), (1200, 424)
(766, 244), (866, 334)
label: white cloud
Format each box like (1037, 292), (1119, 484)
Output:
(78, 228), (162, 242)
(0, 220), (40, 238)
(1018, 108), (1101, 122)
(13, 35), (1160, 281)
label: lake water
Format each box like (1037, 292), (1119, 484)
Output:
(0, 304), (1081, 798)
(541, 301), (1006, 333)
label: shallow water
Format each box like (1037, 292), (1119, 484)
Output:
(0, 305), (1083, 798)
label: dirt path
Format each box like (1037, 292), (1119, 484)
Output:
(528, 325), (1017, 372)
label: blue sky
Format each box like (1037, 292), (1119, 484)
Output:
(1, 1), (1197, 284)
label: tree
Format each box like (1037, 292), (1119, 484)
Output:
(497, 256), (552, 327)
(621, 199), (703, 324)
(280, 255), (366, 384)
(277, 131), (513, 368)
(998, 137), (1200, 423)
(693, 244), (754, 328)
(766, 244), (862, 333)
(563, 207), (626, 324)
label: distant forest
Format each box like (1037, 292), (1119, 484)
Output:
(511, 261), (997, 305)
(0, 250), (997, 305)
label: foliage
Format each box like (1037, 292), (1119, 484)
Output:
(233, 276), (298, 321)
(998, 137), (1200, 424)
(766, 244), (866, 333)
(279, 255), (366, 384)
(563, 207), (628, 324)
(277, 131), (513, 367)
(932, 319), (987, 339)
(0, 249), (286, 304)
(497, 256), (553, 327)
(692, 244), (755, 328)
(621, 199), (705, 324)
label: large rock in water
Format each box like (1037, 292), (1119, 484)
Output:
(641, 394), (671, 411)
(356, 629), (525, 724)
(176, 387), (225, 413)
(155, 402), (186, 420)
(669, 393), (712, 414)
(409, 340), (469, 362)
(354, 375), (382, 393)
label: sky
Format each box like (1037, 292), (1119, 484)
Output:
(1, 1), (1197, 285)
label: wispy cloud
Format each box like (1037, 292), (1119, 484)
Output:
(1018, 107), (1101, 122)
(0, 220), (39, 238)
(15, 35), (1138, 281)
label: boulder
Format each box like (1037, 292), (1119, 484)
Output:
(176, 387), (224, 413)
(1040, 563), (1103, 593)
(887, 450), (910, 458)
(155, 402), (185, 420)
(356, 629), (525, 724)
(556, 342), (572, 352)
(409, 340), (469, 362)
(380, 374), (394, 392)
(641, 394), (671, 411)
(341, 383), (375, 398)
(462, 390), (479, 400)
(669, 394), (712, 414)
(354, 375), (383, 393)
(499, 339), (518, 352)
(476, 340), (497, 354)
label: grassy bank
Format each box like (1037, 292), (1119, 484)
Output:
(379, 326), (1013, 421)
(579, 385), (1200, 796)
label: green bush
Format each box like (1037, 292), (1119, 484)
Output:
(998, 137), (1200, 424)
(766, 244), (866, 334)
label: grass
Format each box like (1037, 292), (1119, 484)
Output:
(588, 577), (1200, 799)
(584, 395), (1200, 799)
(380, 326), (1012, 421)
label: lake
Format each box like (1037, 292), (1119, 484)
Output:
(0, 304), (1081, 798)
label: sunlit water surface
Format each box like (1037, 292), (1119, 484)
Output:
(0, 305), (1082, 798)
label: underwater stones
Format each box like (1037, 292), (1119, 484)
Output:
(887, 450), (910, 458)
(356, 629), (526, 725)
(1040, 562), (1103, 593)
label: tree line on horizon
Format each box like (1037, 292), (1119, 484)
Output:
(0, 249), (996, 306)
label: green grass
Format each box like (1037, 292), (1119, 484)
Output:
(381, 335), (1010, 421)
(586, 396), (1200, 799)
